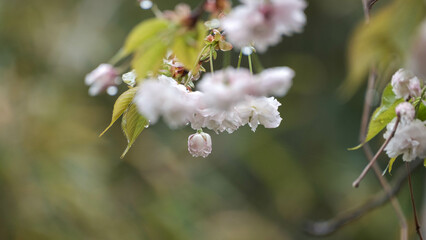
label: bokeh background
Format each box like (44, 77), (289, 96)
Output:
(0, 0), (425, 239)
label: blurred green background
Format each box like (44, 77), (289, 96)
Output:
(0, 0), (425, 239)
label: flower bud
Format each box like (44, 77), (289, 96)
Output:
(395, 102), (415, 124)
(122, 70), (137, 87)
(85, 64), (120, 96)
(188, 132), (212, 158)
(391, 69), (422, 99)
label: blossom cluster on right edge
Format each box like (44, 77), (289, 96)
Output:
(383, 69), (426, 162)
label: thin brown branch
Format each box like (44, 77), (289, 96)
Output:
(406, 162), (424, 240)
(304, 159), (423, 236)
(359, 69), (407, 240)
(359, 69), (376, 141)
(353, 115), (400, 188)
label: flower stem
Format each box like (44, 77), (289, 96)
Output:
(248, 54), (253, 74)
(151, 4), (163, 18)
(237, 50), (243, 69)
(209, 47), (214, 75)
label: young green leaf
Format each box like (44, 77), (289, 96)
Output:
(341, 0), (425, 98)
(100, 87), (139, 137)
(349, 84), (402, 150)
(416, 100), (426, 121)
(172, 22), (207, 69)
(132, 41), (168, 80)
(123, 18), (170, 56)
(388, 157), (397, 174)
(172, 34), (199, 69)
(121, 104), (149, 158)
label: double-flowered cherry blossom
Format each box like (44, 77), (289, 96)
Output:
(384, 100), (426, 162)
(391, 68), (422, 100)
(134, 75), (196, 128)
(235, 96), (282, 132)
(198, 67), (293, 110)
(256, 67), (294, 97)
(384, 118), (426, 162)
(189, 67), (291, 134)
(134, 66), (294, 150)
(221, 0), (307, 52)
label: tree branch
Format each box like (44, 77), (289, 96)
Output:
(353, 115), (400, 188)
(304, 159), (423, 236)
(406, 162), (424, 240)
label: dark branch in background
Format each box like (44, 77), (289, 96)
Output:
(304, 159), (423, 236)
(406, 163), (424, 240)
(307, 1), (408, 239)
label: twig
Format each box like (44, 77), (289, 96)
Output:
(248, 54), (253, 74)
(362, 0), (379, 23)
(353, 115), (400, 188)
(237, 50), (243, 69)
(422, 176), (426, 233)
(406, 162), (424, 240)
(359, 69), (407, 240)
(209, 47), (214, 75)
(304, 159), (423, 236)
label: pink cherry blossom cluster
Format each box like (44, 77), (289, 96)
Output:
(383, 69), (426, 162)
(221, 0), (307, 52)
(85, 0), (306, 158)
(134, 67), (293, 157)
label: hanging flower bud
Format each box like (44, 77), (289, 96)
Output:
(85, 64), (120, 96)
(188, 132), (212, 158)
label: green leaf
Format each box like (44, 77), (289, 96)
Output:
(416, 100), (426, 121)
(340, 0), (425, 99)
(172, 35), (198, 69)
(123, 18), (170, 56)
(388, 157), (397, 174)
(100, 87), (138, 137)
(172, 22), (207, 69)
(132, 41), (168, 80)
(121, 104), (149, 158)
(424, 159), (426, 167)
(349, 84), (403, 150)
